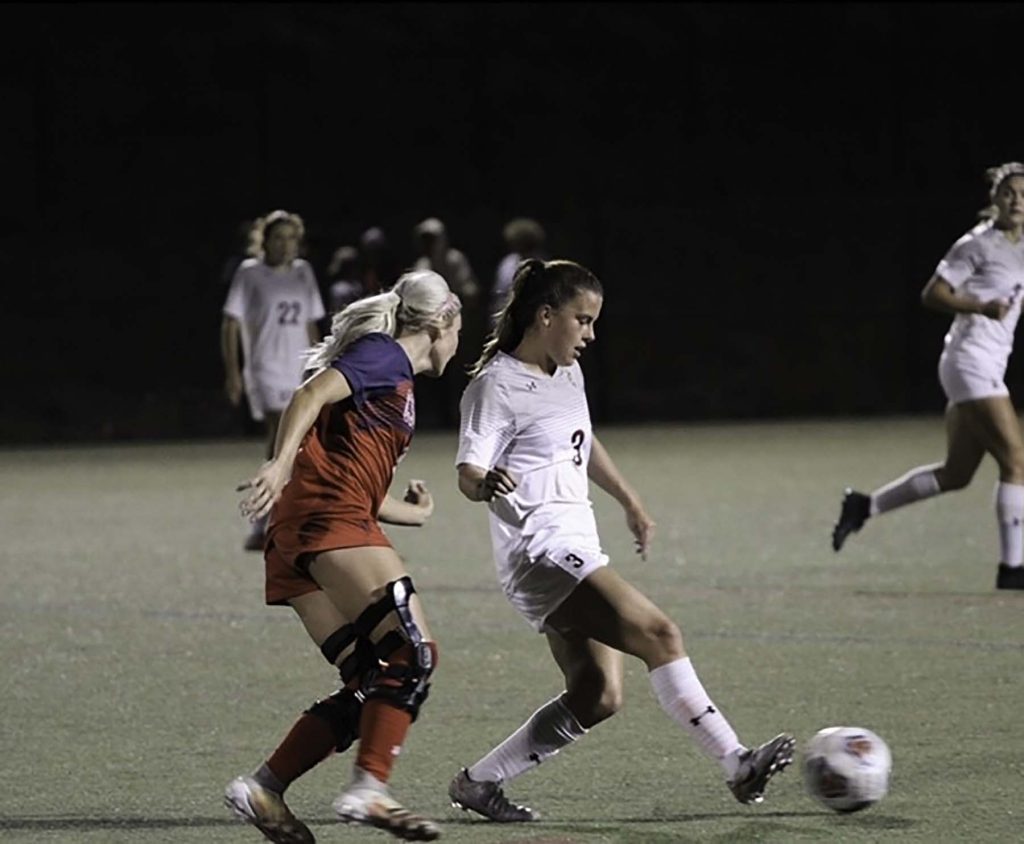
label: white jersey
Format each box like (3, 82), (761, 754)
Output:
(937, 221), (1024, 368)
(457, 352), (601, 566)
(223, 258), (326, 394)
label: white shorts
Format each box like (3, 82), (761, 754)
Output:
(245, 377), (295, 422)
(499, 540), (609, 633)
(938, 352), (1009, 405)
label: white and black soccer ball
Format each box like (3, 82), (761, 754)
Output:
(803, 726), (892, 813)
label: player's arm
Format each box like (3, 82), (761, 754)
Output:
(588, 434), (655, 559)
(220, 315), (244, 405)
(378, 480), (434, 526)
(238, 367), (352, 519)
(457, 463), (517, 502)
(921, 274), (1009, 319)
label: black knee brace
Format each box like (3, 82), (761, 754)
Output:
(356, 577), (437, 721)
(320, 622), (376, 686)
(304, 687), (362, 753)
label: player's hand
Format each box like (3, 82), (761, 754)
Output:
(225, 371), (244, 406)
(979, 298), (1010, 320)
(477, 467), (517, 501)
(625, 504), (656, 560)
(237, 459), (289, 520)
(403, 479), (434, 519)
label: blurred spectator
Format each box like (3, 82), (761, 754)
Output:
(221, 209), (326, 550)
(220, 218), (261, 288)
(359, 226), (393, 294)
(412, 217), (481, 427)
(326, 245), (364, 313)
(492, 217), (547, 325)
(412, 217), (480, 306)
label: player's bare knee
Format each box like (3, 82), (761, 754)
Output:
(1000, 449), (1024, 484)
(566, 668), (623, 724)
(642, 614), (684, 662)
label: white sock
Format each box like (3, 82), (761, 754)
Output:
(995, 482), (1024, 567)
(649, 658), (745, 778)
(871, 464), (942, 515)
(468, 695), (588, 784)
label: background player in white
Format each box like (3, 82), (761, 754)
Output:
(222, 209), (326, 550)
(447, 258), (795, 822)
(833, 162), (1024, 591)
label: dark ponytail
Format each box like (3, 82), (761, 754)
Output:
(468, 258), (601, 377)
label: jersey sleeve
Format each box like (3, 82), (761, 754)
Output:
(299, 260), (327, 321)
(457, 373), (515, 469)
(222, 264), (248, 319)
(331, 335), (408, 405)
(935, 232), (983, 289)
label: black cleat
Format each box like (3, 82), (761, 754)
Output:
(448, 768), (536, 822)
(832, 489), (871, 552)
(996, 563), (1024, 590)
(727, 734), (796, 805)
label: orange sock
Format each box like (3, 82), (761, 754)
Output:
(355, 699), (413, 783)
(266, 713), (337, 787)
(355, 641), (434, 783)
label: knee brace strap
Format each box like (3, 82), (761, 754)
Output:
(320, 624), (357, 665)
(363, 641), (437, 722)
(320, 624), (376, 685)
(304, 688), (363, 753)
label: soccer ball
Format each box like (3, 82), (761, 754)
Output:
(803, 726), (892, 813)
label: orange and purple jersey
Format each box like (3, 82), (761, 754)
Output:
(265, 333), (415, 604)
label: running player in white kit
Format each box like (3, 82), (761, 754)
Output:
(222, 210), (326, 549)
(447, 258), (794, 822)
(833, 162), (1024, 590)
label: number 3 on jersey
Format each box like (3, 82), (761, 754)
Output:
(571, 429), (585, 466)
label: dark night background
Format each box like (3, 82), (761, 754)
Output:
(5, 2), (1024, 442)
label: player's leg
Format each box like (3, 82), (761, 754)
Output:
(449, 632), (618, 822)
(309, 548), (440, 841)
(832, 401), (984, 552)
(956, 396), (1024, 587)
(546, 567), (794, 803)
(225, 589), (350, 844)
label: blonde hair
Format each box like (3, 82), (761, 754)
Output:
(253, 209), (306, 254)
(979, 162), (1024, 220)
(305, 269), (461, 371)
(469, 258), (602, 377)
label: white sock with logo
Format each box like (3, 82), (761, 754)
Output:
(467, 695), (588, 784)
(649, 657), (745, 778)
(995, 482), (1024, 567)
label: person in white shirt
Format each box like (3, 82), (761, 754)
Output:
(447, 258), (795, 822)
(833, 162), (1024, 591)
(222, 209), (326, 550)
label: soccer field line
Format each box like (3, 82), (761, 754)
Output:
(1, 601), (1020, 653)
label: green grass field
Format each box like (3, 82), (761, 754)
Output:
(2, 418), (1022, 843)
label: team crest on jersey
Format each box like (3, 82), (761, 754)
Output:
(402, 390), (416, 427)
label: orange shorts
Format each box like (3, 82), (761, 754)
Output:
(264, 517), (392, 606)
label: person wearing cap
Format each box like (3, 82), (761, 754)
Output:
(832, 161), (1024, 591)
(413, 218), (481, 426)
(412, 217), (480, 306)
